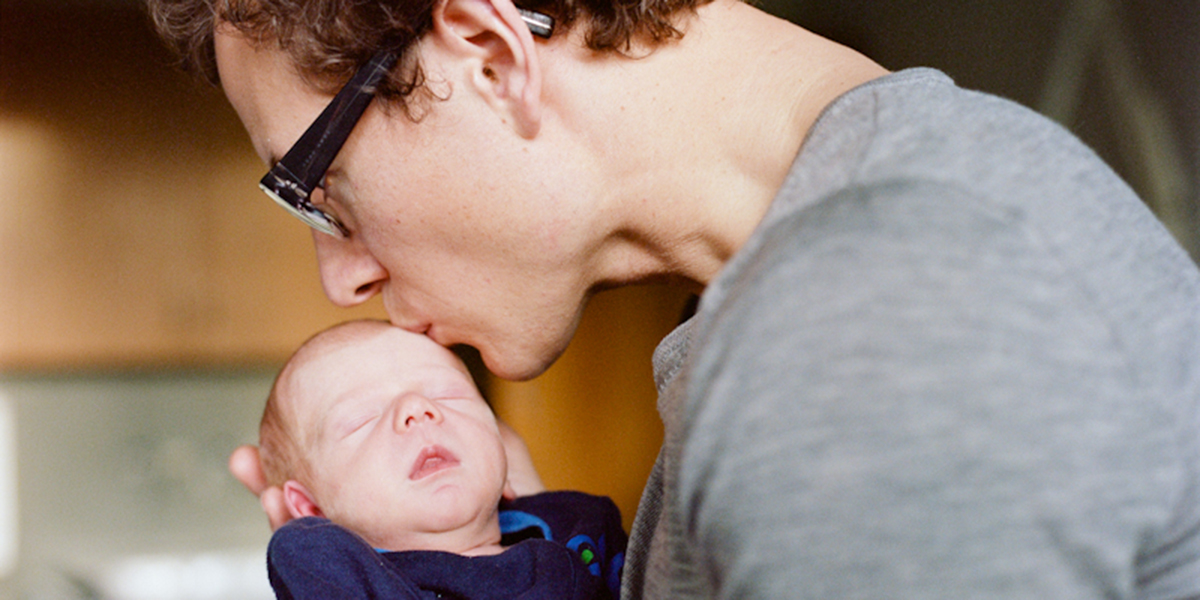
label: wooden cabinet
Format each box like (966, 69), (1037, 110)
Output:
(0, 3), (387, 370)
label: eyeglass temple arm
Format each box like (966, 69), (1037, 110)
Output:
(281, 51), (398, 186)
(275, 7), (553, 187)
(518, 7), (554, 38)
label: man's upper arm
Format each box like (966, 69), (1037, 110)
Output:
(678, 182), (1180, 598)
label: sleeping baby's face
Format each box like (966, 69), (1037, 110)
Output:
(279, 323), (510, 553)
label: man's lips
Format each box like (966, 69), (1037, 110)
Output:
(409, 445), (459, 480)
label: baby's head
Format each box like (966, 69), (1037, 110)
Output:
(260, 320), (513, 554)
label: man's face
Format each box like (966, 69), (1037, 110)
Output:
(280, 325), (509, 552)
(214, 28), (595, 380)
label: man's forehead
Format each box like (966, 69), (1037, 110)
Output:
(213, 27), (330, 165)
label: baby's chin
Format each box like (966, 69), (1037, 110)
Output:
(362, 528), (506, 556)
(358, 508), (507, 555)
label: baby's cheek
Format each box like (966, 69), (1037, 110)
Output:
(321, 488), (374, 535)
(313, 473), (356, 516)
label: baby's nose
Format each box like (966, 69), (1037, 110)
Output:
(392, 394), (442, 432)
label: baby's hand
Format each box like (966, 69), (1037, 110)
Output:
(229, 445), (292, 531)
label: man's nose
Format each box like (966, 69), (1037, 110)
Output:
(391, 393), (443, 433)
(311, 229), (387, 307)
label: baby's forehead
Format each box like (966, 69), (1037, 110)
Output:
(273, 363), (323, 439)
(281, 328), (472, 419)
(301, 323), (390, 359)
(308, 323), (462, 367)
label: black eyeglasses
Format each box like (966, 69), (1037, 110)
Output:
(259, 8), (555, 237)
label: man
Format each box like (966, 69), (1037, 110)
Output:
(149, 0), (1200, 596)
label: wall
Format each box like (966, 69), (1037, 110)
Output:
(764, 0), (1199, 259)
(491, 286), (690, 529)
(2, 372), (276, 600)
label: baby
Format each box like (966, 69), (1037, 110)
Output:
(258, 319), (625, 599)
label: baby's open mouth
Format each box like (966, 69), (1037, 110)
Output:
(409, 445), (460, 480)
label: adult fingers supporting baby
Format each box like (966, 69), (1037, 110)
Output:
(229, 444), (292, 530)
(229, 444), (269, 495)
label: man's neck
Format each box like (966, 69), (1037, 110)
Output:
(545, 0), (887, 292)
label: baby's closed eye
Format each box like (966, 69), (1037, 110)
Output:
(339, 413), (379, 439)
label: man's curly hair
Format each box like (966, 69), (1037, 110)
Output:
(147, 0), (713, 112)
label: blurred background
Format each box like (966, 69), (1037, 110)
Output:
(0, 0), (1196, 597)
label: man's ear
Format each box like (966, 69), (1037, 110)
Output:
(431, 0), (543, 138)
(282, 480), (325, 519)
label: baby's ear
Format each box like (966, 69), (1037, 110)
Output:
(282, 480), (325, 519)
(501, 478), (517, 501)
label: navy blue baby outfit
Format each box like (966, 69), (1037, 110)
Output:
(268, 491), (626, 600)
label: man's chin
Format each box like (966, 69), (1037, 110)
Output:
(479, 341), (566, 382)
(483, 353), (555, 382)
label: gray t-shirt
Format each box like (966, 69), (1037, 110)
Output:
(623, 69), (1200, 599)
